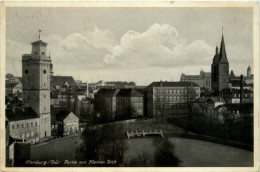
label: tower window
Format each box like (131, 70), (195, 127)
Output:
(25, 70), (28, 74)
(43, 70), (46, 74)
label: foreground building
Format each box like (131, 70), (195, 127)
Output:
(147, 81), (200, 118)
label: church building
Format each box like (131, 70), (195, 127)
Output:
(211, 33), (229, 94)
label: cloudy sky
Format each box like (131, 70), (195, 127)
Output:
(6, 7), (253, 85)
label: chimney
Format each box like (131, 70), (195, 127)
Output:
(240, 75), (243, 103)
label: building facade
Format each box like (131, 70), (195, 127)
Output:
(116, 89), (144, 119)
(147, 81), (200, 118)
(22, 39), (52, 139)
(56, 110), (79, 137)
(211, 34), (229, 94)
(6, 107), (40, 144)
(180, 69), (211, 90)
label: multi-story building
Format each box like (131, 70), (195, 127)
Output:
(116, 88), (144, 119)
(22, 38), (52, 139)
(211, 33), (229, 94)
(220, 88), (253, 104)
(6, 107), (40, 144)
(180, 69), (211, 90)
(147, 81), (200, 118)
(94, 88), (120, 120)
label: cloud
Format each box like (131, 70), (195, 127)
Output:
(6, 24), (221, 80)
(104, 23), (214, 68)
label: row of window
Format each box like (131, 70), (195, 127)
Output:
(22, 132), (35, 138)
(65, 121), (77, 125)
(154, 89), (196, 94)
(24, 69), (47, 74)
(12, 122), (37, 130)
(156, 96), (188, 101)
(34, 51), (46, 55)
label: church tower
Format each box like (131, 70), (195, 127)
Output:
(247, 65), (251, 77)
(211, 31), (229, 94)
(22, 31), (52, 139)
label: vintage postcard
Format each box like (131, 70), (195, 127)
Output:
(0, 1), (259, 172)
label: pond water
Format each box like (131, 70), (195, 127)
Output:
(125, 137), (253, 167)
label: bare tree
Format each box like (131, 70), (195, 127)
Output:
(185, 84), (196, 117)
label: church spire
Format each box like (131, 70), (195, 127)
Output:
(219, 28), (228, 63)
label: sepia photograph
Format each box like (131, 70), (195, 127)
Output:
(1, 2), (259, 171)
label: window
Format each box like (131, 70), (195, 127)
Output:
(12, 125), (14, 129)
(27, 123), (29, 127)
(25, 70), (28, 74)
(17, 124), (19, 129)
(34, 52), (38, 55)
(44, 95), (46, 98)
(22, 124), (24, 128)
(43, 70), (46, 74)
(35, 122), (37, 127)
(42, 52), (45, 55)
(31, 122), (33, 127)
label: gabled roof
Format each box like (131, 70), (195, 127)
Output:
(116, 89), (143, 97)
(95, 88), (120, 97)
(6, 107), (39, 122)
(148, 81), (199, 87)
(51, 76), (76, 87)
(6, 82), (19, 89)
(56, 110), (77, 121)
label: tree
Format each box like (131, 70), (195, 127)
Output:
(185, 84), (196, 117)
(155, 94), (168, 124)
(125, 151), (152, 167)
(76, 124), (127, 166)
(153, 137), (181, 167)
(6, 73), (14, 79)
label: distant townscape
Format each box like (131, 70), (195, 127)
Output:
(5, 31), (254, 167)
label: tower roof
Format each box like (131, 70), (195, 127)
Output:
(31, 40), (47, 45)
(230, 70), (235, 77)
(213, 46), (219, 64)
(218, 34), (228, 63)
